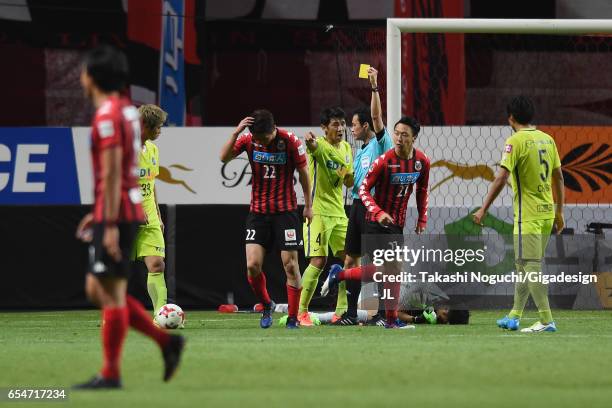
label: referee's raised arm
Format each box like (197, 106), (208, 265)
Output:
(369, 67), (385, 134)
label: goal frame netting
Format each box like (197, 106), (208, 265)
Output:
(386, 18), (612, 126)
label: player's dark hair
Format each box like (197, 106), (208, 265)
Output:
(353, 106), (374, 130)
(507, 95), (534, 125)
(447, 309), (470, 325)
(394, 116), (420, 138)
(82, 45), (129, 93)
(320, 106), (346, 126)
(250, 109), (275, 135)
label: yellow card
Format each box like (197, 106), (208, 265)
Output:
(358, 64), (370, 79)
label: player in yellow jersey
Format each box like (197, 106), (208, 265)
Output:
(133, 104), (169, 320)
(298, 107), (354, 326)
(474, 96), (565, 333)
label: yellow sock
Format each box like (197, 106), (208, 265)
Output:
(335, 281), (348, 316)
(147, 272), (167, 314)
(299, 264), (322, 313)
(525, 261), (553, 324)
(509, 263), (529, 319)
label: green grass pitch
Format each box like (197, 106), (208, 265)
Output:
(1, 310), (612, 408)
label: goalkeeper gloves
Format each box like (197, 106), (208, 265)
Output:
(423, 309), (437, 324)
(413, 309), (437, 324)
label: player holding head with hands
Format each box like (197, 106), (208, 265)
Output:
(220, 109), (312, 329)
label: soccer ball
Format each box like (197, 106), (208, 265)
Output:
(155, 304), (185, 329)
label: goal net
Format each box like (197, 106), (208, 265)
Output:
(326, 19), (612, 309)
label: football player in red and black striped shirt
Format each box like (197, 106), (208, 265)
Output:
(74, 46), (184, 389)
(359, 116), (430, 232)
(358, 116), (430, 328)
(325, 116), (430, 328)
(220, 110), (312, 329)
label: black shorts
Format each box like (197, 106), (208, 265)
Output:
(345, 199), (367, 256)
(89, 223), (139, 278)
(245, 211), (303, 251)
(364, 221), (404, 257)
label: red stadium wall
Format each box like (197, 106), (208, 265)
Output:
(395, 0), (466, 125)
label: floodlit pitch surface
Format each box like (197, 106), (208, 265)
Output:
(1, 310), (611, 407)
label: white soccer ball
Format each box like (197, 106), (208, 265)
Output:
(155, 304), (185, 329)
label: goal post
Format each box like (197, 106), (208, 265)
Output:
(379, 18), (612, 309)
(386, 18), (612, 126)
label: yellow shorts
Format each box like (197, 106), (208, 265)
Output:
(513, 219), (554, 263)
(303, 214), (347, 258)
(131, 225), (165, 260)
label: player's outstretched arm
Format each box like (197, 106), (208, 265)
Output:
(473, 167), (510, 225)
(369, 67), (384, 134)
(552, 167), (565, 234)
(298, 165), (313, 225)
(304, 131), (319, 153)
(220, 116), (253, 162)
(359, 155), (391, 226)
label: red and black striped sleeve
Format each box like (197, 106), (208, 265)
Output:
(359, 153), (386, 222)
(288, 132), (307, 169)
(94, 112), (122, 151)
(415, 152), (430, 229)
(232, 133), (251, 157)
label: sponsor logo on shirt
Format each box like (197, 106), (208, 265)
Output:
(139, 168), (152, 178)
(253, 151), (287, 164)
(360, 156), (371, 169)
(284, 229), (296, 241)
(326, 160), (341, 170)
(97, 120), (115, 138)
(390, 172), (420, 185)
(537, 204), (553, 213)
